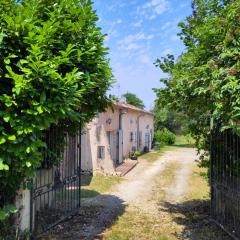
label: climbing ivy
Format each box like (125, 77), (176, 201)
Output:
(0, 0), (112, 216)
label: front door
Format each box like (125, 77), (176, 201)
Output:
(117, 129), (123, 164)
(145, 133), (150, 149)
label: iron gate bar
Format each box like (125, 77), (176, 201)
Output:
(30, 125), (82, 234)
(211, 126), (240, 239)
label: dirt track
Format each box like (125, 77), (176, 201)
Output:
(40, 147), (230, 240)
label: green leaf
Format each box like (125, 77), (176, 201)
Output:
(0, 32), (6, 45)
(37, 106), (43, 114)
(4, 58), (10, 65)
(0, 205), (18, 221)
(7, 206), (18, 214)
(19, 59), (28, 65)
(40, 92), (46, 103)
(0, 211), (6, 221)
(25, 162), (31, 167)
(0, 137), (6, 145)
(3, 116), (10, 122)
(15, 87), (21, 95)
(8, 135), (16, 141)
(26, 147), (31, 153)
(0, 160), (9, 171)
(17, 130), (23, 135)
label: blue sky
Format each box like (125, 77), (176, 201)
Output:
(93, 0), (192, 110)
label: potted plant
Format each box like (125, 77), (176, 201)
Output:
(129, 150), (138, 160)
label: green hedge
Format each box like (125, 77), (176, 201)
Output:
(0, 0), (112, 232)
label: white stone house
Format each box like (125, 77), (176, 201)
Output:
(81, 102), (154, 174)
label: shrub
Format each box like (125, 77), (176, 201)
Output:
(0, 0), (112, 233)
(154, 128), (176, 146)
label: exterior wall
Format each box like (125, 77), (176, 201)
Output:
(121, 111), (154, 158)
(81, 110), (118, 174)
(81, 104), (154, 173)
(121, 111), (138, 158)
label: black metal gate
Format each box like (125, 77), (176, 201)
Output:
(211, 127), (240, 239)
(30, 125), (81, 234)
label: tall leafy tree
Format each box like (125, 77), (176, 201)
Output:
(122, 92), (145, 109)
(153, 105), (187, 134)
(154, 0), (240, 153)
(0, 0), (112, 216)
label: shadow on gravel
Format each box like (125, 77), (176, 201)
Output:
(37, 192), (126, 240)
(161, 200), (232, 240)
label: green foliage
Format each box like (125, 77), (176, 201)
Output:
(0, 205), (18, 240)
(154, 128), (176, 146)
(0, 205), (17, 221)
(129, 150), (143, 158)
(122, 92), (145, 109)
(0, 0), (112, 225)
(154, 0), (240, 153)
(153, 105), (188, 134)
(174, 135), (195, 148)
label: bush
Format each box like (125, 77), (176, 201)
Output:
(154, 128), (176, 146)
(0, 0), (112, 233)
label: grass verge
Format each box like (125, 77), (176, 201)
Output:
(138, 146), (173, 163)
(173, 135), (195, 148)
(103, 207), (171, 240)
(81, 175), (122, 198)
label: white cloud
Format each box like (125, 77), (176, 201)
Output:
(133, 19), (143, 27)
(163, 48), (172, 55)
(103, 18), (123, 43)
(126, 43), (142, 51)
(112, 31), (155, 75)
(137, 0), (170, 20)
(144, 0), (169, 14)
(158, 19), (180, 39)
(118, 32), (154, 46)
(139, 54), (153, 65)
(116, 19), (122, 24)
(161, 21), (172, 30)
(180, 3), (188, 8)
(119, 3), (127, 8)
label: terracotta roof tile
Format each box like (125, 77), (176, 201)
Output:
(113, 101), (154, 116)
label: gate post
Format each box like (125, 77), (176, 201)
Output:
(78, 128), (82, 208)
(15, 188), (31, 231)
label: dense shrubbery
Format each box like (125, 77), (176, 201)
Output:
(154, 128), (176, 146)
(154, 0), (240, 156)
(153, 105), (188, 135)
(0, 0), (112, 228)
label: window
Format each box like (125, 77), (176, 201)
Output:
(130, 132), (134, 142)
(97, 146), (105, 159)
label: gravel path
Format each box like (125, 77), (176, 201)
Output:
(166, 148), (197, 202)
